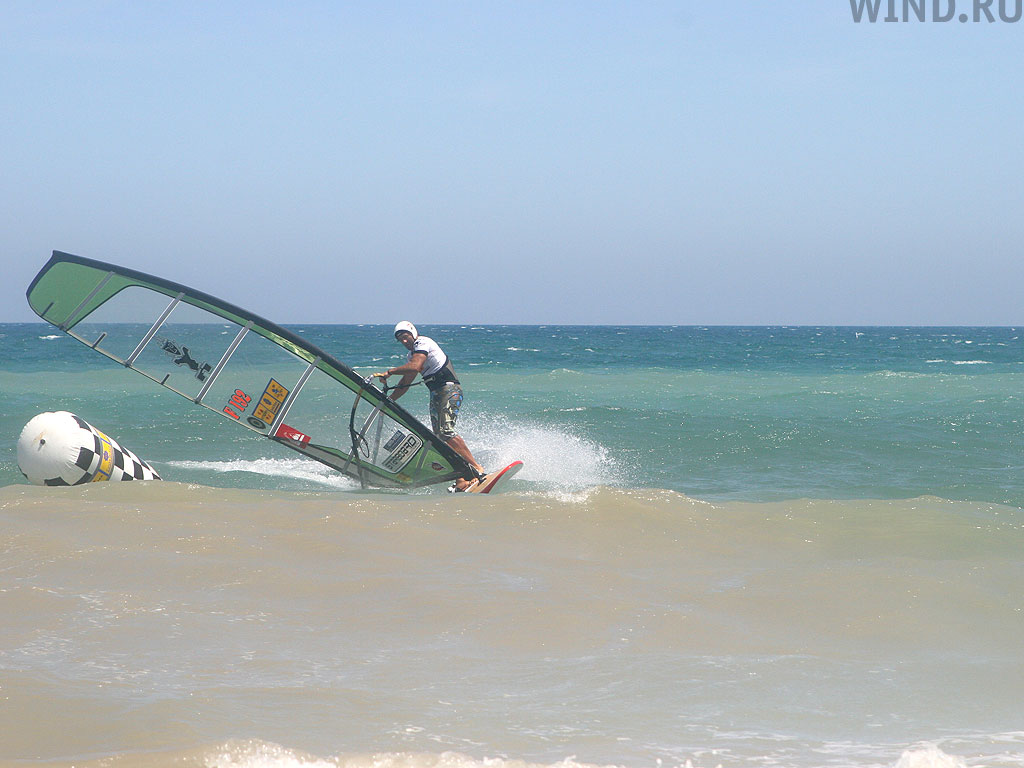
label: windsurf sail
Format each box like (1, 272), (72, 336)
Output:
(26, 250), (475, 488)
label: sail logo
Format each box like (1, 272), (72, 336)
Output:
(850, 0), (1022, 21)
(252, 379), (289, 425)
(274, 424), (311, 445)
(158, 338), (213, 380)
(382, 433), (422, 472)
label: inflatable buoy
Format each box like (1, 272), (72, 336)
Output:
(17, 411), (162, 486)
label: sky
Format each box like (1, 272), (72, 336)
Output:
(2, 1), (1022, 325)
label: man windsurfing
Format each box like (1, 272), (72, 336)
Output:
(373, 322), (485, 491)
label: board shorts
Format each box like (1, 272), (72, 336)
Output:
(429, 382), (463, 440)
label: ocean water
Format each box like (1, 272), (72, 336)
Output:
(2, 324), (1024, 768)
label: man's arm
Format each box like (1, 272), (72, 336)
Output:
(389, 371), (418, 400)
(373, 353), (426, 399)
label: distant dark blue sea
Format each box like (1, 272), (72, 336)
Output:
(3, 324), (1024, 768)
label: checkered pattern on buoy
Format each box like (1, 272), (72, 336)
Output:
(48, 414), (162, 486)
(17, 411), (162, 487)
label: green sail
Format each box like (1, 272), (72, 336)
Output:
(26, 251), (473, 488)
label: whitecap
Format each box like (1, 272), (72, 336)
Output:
(893, 745), (967, 768)
(166, 457), (357, 489)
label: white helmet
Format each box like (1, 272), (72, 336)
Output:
(393, 321), (418, 339)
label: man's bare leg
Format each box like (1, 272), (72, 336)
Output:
(447, 434), (485, 490)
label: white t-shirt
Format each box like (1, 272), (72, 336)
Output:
(408, 335), (447, 377)
(408, 335), (459, 389)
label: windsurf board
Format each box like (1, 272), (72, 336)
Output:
(467, 460), (524, 494)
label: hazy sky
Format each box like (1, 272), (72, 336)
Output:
(3, 1), (1022, 324)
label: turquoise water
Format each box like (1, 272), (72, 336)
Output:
(3, 324), (1023, 504)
